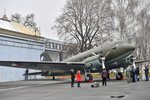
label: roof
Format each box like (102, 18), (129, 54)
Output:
(0, 15), (40, 37)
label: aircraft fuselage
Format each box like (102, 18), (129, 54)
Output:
(63, 41), (135, 72)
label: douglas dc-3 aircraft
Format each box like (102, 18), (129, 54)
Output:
(0, 41), (147, 80)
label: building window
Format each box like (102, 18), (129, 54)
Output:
(1, 40), (7, 45)
(57, 44), (60, 50)
(60, 45), (63, 50)
(46, 43), (49, 48)
(54, 43), (57, 49)
(50, 43), (54, 49)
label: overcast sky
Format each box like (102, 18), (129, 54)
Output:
(0, 0), (67, 40)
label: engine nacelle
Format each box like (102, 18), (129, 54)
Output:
(83, 55), (102, 71)
(125, 56), (134, 65)
(114, 56), (135, 69)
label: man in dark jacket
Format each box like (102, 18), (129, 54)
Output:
(145, 65), (149, 81)
(101, 69), (107, 86)
(135, 67), (140, 81)
(70, 69), (75, 87)
(131, 66), (136, 82)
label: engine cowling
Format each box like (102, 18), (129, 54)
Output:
(125, 56), (134, 65)
(114, 56), (135, 69)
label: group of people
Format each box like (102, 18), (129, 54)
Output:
(126, 65), (149, 83)
(70, 69), (82, 87)
(70, 68), (108, 87)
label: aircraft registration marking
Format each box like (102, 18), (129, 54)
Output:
(12, 63), (23, 67)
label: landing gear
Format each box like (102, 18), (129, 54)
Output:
(84, 69), (93, 82)
(52, 75), (55, 80)
(51, 71), (55, 80)
(24, 69), (29, 80)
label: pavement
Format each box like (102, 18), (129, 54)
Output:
(0, 79), (150, 100)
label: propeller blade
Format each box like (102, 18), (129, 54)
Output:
(91, 51), (110, 69)
(105, 51), (110, 58)
(91, 52), (97, 56)
(101, 57), (106, 69)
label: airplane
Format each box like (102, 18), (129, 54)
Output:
(0, 41), (145, 80)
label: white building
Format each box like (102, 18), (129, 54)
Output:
(0, 14), (66, 82)
(0, 15), (44, 82)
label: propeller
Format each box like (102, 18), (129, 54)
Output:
(91, 51), (110, 69)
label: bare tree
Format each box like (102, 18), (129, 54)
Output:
(135, 3), (150, 60)
(11, 13), (37, 29)
(53, 0), (113, 53)
(111, 0), (150, 60)
(11, 13), (22, 23)
(64, 43), (79, 57)
(23, 14), (36, 29)
(53, 0), (150, 60)
(111, 0), (139, 43)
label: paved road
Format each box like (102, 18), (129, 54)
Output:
(0, 80), (150, 100)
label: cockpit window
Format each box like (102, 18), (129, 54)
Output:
(112, 43), (119, 49)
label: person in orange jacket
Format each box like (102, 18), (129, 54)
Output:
(76, 70), (82, 87)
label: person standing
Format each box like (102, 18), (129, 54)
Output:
(126, 66), (131, 83)
(145, 65), (149, 81)
(76, 70), (82, 87)
(101, 69), (107, 86)
(131, 66), (135, 82)
(142, 66), (145, 81)
(70, 69), (75, 87)
(135, 67), (140, 81)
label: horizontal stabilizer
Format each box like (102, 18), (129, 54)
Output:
(23, 72), (43, 76)
(135, 59), (150, 63)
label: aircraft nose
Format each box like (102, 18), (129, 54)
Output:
(125, 44), (135, 51)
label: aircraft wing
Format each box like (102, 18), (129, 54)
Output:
(0, 61), (85, 72)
